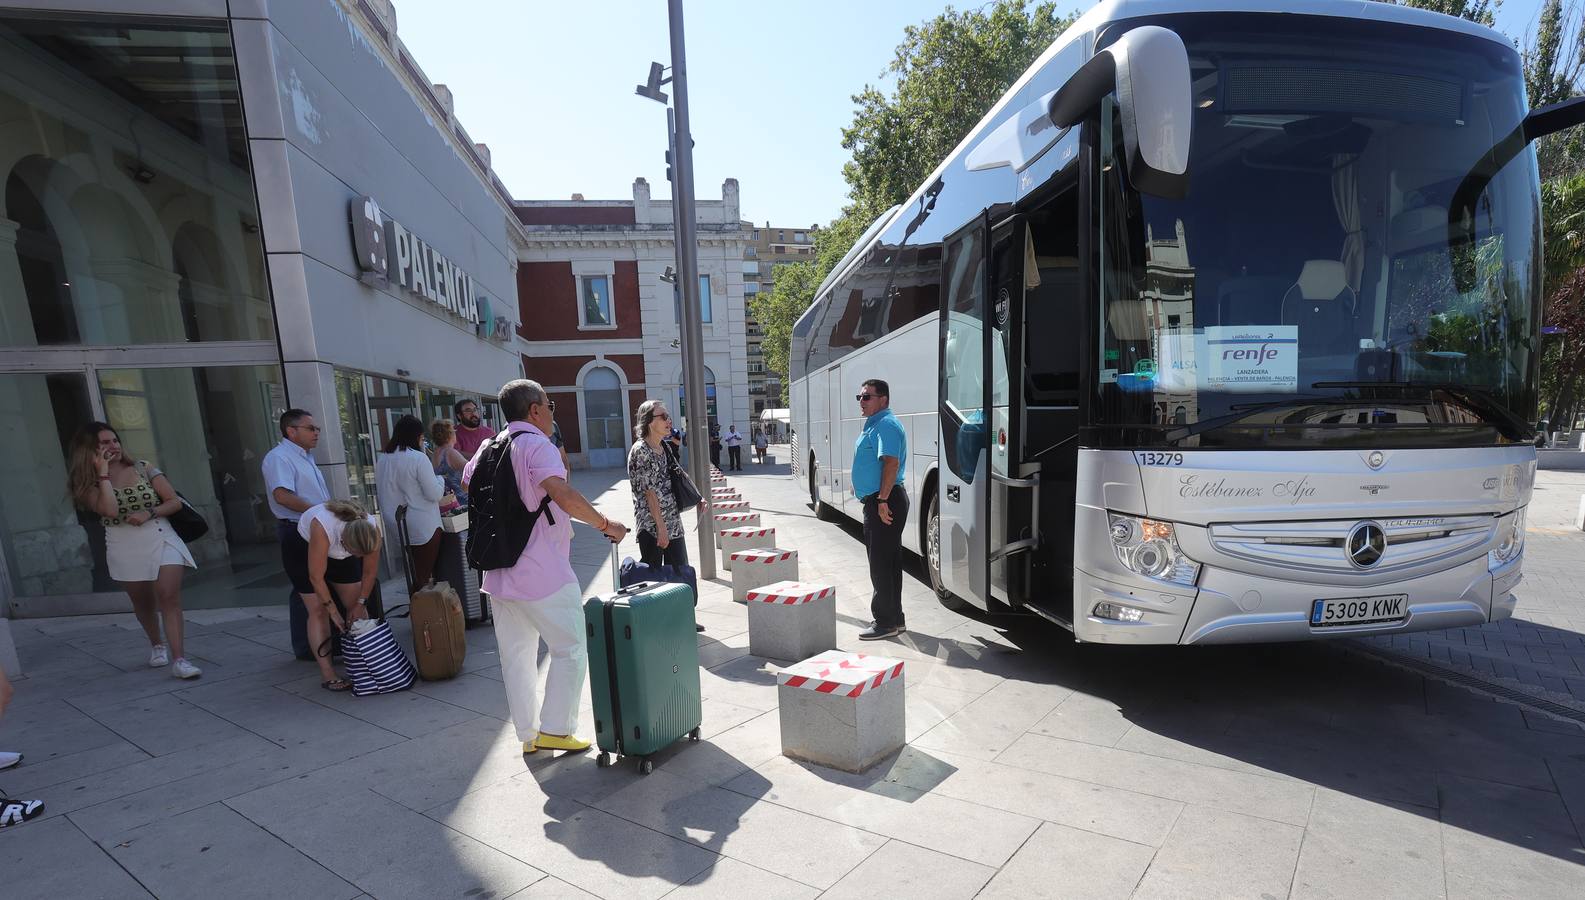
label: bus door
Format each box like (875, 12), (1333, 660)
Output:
(826, 362), (847, 514)
(988, 216), (1040, 607)
(938, 217), (992, 607)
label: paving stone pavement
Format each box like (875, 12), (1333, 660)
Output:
(1, 451), (1582, 898)
(1356, 469), (1585, 705)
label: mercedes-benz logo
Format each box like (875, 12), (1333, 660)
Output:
(1347, 521), (1386, 568)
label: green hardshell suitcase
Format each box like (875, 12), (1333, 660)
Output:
(584, 549), (703, 774)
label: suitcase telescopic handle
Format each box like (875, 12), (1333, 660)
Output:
(611, 542), (621, 593)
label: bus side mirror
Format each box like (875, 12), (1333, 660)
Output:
(1049, 25), (1193, 199)
(1448, 95), (1585, 290)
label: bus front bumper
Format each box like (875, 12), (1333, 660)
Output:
(1074, 553), (1513, 646)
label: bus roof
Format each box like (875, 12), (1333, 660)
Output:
(799, 0), (1511, 328)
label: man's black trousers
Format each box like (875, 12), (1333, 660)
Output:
(862, 486), (909, 630)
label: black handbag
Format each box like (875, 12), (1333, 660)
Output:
(168, 494), (209, 543)
(135, 460), (208, 543)
(662, 442), (703, 509)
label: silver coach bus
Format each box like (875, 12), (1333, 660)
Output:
(791, 0), (1585, 644)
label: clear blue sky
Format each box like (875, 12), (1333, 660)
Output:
(395, 0), (1554, 229)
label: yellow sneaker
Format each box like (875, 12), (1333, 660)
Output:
(533, 732), (592, 752)
(521, 741), (537, 754)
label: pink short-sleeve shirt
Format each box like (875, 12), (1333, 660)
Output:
(463, 421), (574, 601)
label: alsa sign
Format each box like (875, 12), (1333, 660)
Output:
(349, 196), (509, 341)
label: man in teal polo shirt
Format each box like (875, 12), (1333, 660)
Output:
(853, 378), (908, 640)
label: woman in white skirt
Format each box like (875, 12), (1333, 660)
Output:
(69, 422), (201, 679)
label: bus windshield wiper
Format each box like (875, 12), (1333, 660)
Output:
(1310, 381), (1529, 440)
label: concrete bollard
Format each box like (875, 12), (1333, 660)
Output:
(778, 651), (905, 773)
(719, 526), (777, 572)
(714, 511), (761, 530)
(1576, 494), (1585, 532)
(747, 581), (836, 662)
(714, 499), (751, 514)
(729, 548), (798, 603)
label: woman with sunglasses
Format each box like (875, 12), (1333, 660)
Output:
(627, 400), (703, 572)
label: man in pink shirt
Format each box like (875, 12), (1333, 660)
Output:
(463, 379), (627, 754)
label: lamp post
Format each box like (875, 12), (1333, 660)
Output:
(637, 0), (716, 579)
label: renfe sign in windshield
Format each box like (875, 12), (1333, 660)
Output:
(350, 195), (482, 326)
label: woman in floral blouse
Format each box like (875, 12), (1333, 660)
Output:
(67, 422), (201, 679)
(627, 400), (702, 568)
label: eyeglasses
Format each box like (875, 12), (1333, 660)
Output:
(536, 400), (556, 411)
(657, 412), (672, 420)
(856, 393), (874, 402)
(290, 423), (322, 433)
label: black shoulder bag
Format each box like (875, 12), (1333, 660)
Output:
(662, 441), (703, 509)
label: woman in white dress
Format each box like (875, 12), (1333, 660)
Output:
(375, 415), (444, 587)
(299, 500), (382, 691)
(68, 422), (201, 679)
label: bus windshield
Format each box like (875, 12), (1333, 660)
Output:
(1095, 13), (1539, 448)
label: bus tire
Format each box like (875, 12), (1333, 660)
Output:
(810, 455), (835, 520)
(926, 491), (969, 610)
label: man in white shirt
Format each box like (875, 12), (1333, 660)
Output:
(725, 425), (744, 471)
(262, 408), (332, 659)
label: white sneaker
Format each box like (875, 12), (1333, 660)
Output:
(172, 658), (202, 679)
(148, 643), (169, 667)
(0, 751), (20, 770)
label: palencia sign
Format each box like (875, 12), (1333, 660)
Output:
(350, 195), (509, 341)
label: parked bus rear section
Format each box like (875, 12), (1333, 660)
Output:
(790, 0), (1584, 645)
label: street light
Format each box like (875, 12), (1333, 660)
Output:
(637, 0), (717, 580)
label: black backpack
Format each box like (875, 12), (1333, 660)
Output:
(466, 431), (556, 571)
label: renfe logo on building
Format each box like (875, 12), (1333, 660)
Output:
(350, 195), (492, 332)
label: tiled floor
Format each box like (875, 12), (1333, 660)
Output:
(1, 455), (1582, 898)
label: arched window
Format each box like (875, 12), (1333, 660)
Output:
(582, 366), (625, 468)
(5, 167), (77, 345)
(678, 365), (718, 434)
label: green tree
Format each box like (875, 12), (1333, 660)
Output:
(751, 260), (822, 401)
(757, 1), (1076, 396)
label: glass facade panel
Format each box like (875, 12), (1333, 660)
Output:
(0, 13), (271, 347)
(96, 365), (285, 606)
(337, 370), (378, 513)
(0, 373), (96, 597)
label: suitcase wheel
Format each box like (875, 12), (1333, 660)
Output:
(639, 758), (654, 775)
(688, 727), (701, 742)
(596, 752), (612, 768)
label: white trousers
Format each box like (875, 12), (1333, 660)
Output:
(492, 582), (586, 741)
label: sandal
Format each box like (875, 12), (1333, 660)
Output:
(321, 678), (352, 692)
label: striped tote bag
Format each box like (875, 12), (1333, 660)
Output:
(342, 617), (418, 696)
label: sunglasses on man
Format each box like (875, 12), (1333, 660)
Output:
(856, 393), (876, 402)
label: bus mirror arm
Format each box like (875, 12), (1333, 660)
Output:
(1448, 95), (1585, 290)
(1048, 25), (1193, 199)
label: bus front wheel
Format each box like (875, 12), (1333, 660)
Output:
(926, 492), (967, 609)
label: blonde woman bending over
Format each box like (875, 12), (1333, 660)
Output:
(298, 500), (383, 691)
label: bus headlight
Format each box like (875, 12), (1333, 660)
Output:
(1108, 513), (1200, 586)
(1489, 507), (1525, 570)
